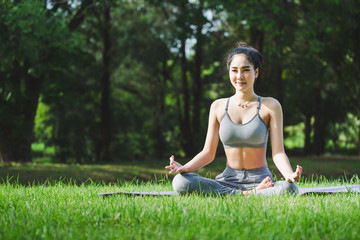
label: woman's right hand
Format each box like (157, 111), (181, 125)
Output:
(165, 155), (186, 174)
(286, 165), (303, 182)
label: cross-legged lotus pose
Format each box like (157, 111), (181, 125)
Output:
(165, 42), (303, 196)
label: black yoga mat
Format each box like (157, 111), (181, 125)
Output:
(98, 185), (360, 197)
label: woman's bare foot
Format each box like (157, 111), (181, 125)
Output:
(242, 177), (274, 196)
(255, 177), (273, 191)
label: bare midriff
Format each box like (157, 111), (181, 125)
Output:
(224, 147), (267, 169)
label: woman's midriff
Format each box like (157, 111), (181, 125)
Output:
(224, 147), (267, 170)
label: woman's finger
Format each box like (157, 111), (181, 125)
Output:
(169, 166), (177, 174)
(169, 155), (175, 165)
(296, 165), (302, 174)
(298, 165), (303, 175)
(287, 176), (295, 182)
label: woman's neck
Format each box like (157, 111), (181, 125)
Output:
(234, 91), (257, 102)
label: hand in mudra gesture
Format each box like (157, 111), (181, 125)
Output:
(165, 155), (186, 174)
(286, 165), (303, 182)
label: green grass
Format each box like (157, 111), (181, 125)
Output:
(0, 178), (359, 240)
(0, 157), (359, 239)
(1, 155), (359, 185)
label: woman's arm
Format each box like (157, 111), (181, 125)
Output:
(268, 99), (302, 182)
(166, 100), (221, 174)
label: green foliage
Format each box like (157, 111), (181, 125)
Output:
(1, 0), (360, 163)
(31, 142), (55, 155)
(327, 113), (360, 153)
(34, 100), (53, 142)
(284, 122), (305, 149)
(0, 0), (83, 161)
(1, 1), (73, 75)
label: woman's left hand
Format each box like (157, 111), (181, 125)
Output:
(165, 155), (186, 174)
(286, 165), (303, 182)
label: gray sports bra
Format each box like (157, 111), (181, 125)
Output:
(219, 96), (269, 148)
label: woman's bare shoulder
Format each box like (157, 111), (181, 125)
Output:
(210, 98), (228, 109)
(260, 96), (282, 110)
(210, 98), (228, 120)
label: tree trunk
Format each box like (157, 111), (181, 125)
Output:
(153, 80), (166, 158)
(358, 123), (360, 155)
(0, 73), (42, 162)
(250, 28), (264, 55)
(249, 27), (265, 95)
(304, 112), (312, 155)
(179, 38), (193, 157)
(313, 87), (326, 155)
(192, 3), (204, 151)
(154, 62), (166, 158)
(275, 63), (284, 105)
(22, 74), (42, 161)
(154, 110), (165, 158)
(97, 3), (112, 162)
(352, 20), (360, 156)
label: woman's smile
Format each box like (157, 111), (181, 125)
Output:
(229, 54), (258, 92)
(236, 81), (246, 85)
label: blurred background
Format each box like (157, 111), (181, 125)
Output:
(1, 0), (359, 165)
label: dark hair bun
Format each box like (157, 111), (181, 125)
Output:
(235, 42), (250, 48)
(226, 42), (263, 76)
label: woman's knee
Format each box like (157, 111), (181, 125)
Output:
(172, 173), (195, 193)
(276, 181), (298, 194)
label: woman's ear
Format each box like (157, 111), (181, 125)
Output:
(255, 68), (259, 78)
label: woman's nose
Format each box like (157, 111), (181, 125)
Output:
(236, 72), (244, 79)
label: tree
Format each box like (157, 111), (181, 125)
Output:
(0, 1), (77, 162)
(292, 0), (357, 155)
(327, 0), (360, 155)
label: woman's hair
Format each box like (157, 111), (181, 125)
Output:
(226, 42), (263, 76)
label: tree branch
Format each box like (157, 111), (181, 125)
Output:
(68, 0), (95, 31)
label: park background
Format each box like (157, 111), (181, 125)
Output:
(1, 1), (360, 240)
(1, 0), (360, 182)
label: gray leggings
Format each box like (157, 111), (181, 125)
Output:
(172, 166), (298, 196)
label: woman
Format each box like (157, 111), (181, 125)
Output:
(165, 42), (302, 196)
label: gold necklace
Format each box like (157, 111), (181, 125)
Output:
(233, 96), (256, 108)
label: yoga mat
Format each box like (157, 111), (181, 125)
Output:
(98, 185), (360, 197)
(98, 191), (179, 197)
(298, 185), (360, 195)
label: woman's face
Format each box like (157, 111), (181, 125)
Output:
(228, 54), (259, 93)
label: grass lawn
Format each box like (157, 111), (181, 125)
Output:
(1, 180), (360, 240)
(1, 155), (360, 184)
(0, 156), (359, 239)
